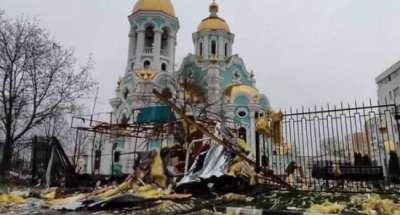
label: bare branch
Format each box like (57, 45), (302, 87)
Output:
(0, 13), (96, 174)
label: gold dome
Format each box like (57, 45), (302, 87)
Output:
(197, 0), (230, 33)
(133, 0), (176, 17)
(198, 17), (230, 32)
(224, 84), (259, 104)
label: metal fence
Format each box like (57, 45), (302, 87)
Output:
(261, 102), (400, 193)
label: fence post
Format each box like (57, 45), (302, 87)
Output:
(31, 136), (37, 185)
(255, 112), (261, 173)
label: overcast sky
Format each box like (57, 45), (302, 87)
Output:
(2, 0), (400, 113)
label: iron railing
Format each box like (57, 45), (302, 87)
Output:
(260, 102), (400, 193)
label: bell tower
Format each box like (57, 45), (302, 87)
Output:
(126, 0), (179, 74)
(193, 0), (234, 62)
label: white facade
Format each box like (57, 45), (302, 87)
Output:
(376, 60), (400, 105)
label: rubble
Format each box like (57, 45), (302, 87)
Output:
(0, 194), (25, 204)
(306, 201), (345, 214)
(221, 193), (254, 203)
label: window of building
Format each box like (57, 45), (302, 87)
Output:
(144, 60), (151, 68)
(199, 42), (203, 57)
(134, 32), (138, 50)
(211, 40), (217, 56)
(236, 107), (248, 118)
(238, 127), (247, 141)
(224, 43), (228, 57)
(145, 26), (154, 47)
(124, 88), (129, 99)
(394, 87), (400, 99)
(389, 91), (393, 101)
(121, 114), (129, 125)
(233, 71), (241, 80)
(94, 150), (101, 170)
(161, 27), (169, 50)
(161, 63), (167, 72)
(114, 151), (121, 163)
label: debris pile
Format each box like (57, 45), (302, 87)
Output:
(307, 201), (345, 214)
(0, 138), (263, 214)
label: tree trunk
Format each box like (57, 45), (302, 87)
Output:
(0, 140), (13, 178)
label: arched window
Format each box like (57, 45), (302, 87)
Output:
(114, 151), (121, 163)
(124, 88), (129, 99)
(121, 114), (129, 125)
(238, 127), (247, 141)
(144, 60), (151, 69)
(131, 63), (135, 70)
(211, 40), (217, 56)
(224, 43), (228, 57)
(161, 63), (167, 72)
(133, 32), (138, 56)
(161, 27), (169, 51)
(199, 42), (203, 57)
(145, 26), (154, 47)
(134, 32), (138, 47)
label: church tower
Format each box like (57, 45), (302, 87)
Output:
(193, 0), (234, 62)
(127, 0), (179, 73)
(192, 0), (235, 112)
(111, 0), (180, 123)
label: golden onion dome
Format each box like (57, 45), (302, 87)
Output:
(197, 0), (230, 32)
(133, 0), (176, 17)
(224, 84), (259, 104)
(198, 17), (230, 32)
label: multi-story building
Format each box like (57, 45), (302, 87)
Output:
(376, 60), (400, 105)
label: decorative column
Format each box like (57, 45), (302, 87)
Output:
(218, 35), (224, 60)
(126, 31), (136, 72)
(168, 34), (175, 72)
(134, 29), (145, 70)
(249, 110), (257, 151)
(229, 39), (233, 57)
(153, 29), (162, 71)
(203, 36), (209, 60)
(207, 63), (221, 117)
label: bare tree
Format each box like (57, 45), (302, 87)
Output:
(0, 13), (95, 176)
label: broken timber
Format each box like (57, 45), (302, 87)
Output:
(152, 89), (295, 191)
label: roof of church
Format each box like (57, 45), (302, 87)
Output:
(198, 17), (230, 32)
(133, 0), (176, 17)
(197, 0), (230, 33)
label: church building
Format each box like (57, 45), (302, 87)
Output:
(107, 0), (271, 175)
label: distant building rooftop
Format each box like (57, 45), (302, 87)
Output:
(376, 60), (400, 84)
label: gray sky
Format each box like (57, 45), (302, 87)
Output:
(3, 0), (400, 113)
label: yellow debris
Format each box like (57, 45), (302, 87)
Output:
(361, 195), (400, 215)
(256, 117), (269, 135)
(137, 185), (162, 199)
(222, 193), (254, 203)
(96, 181), (132, 199)
(236, 138), (252, 154)
(0, 194), (25, 204)
(307, 201), (345, 214)
(384, 140), (396, 153)
(44, 194), (85, 207)
(226, 157), (258, 185)
(42, 191), (57, 200)
(151, 150), (167, 188)
(256, 110), (283, 145)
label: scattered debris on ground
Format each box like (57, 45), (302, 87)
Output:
(307, 201), (345, 214)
